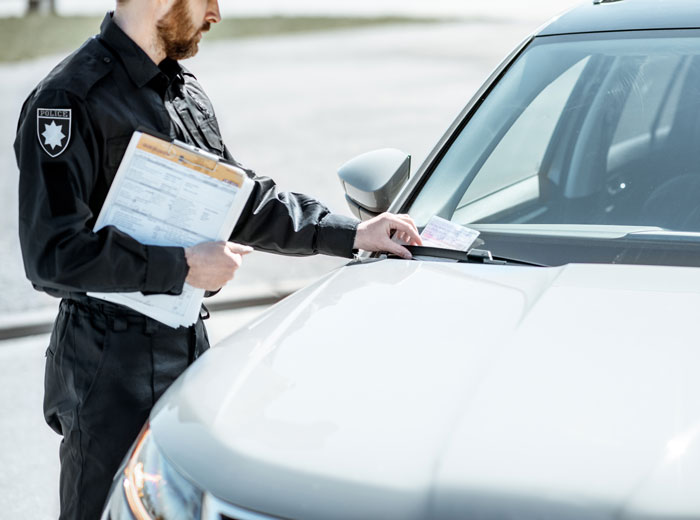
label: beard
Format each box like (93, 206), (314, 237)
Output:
(156, 0), (211, 60)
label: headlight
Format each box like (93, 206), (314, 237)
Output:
(122, 424), (203, 520)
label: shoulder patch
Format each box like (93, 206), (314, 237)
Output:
(37, 108), (72, 158)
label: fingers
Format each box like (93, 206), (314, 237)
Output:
(395, 231), (408, 243)
(353, 212), (422, 255)
(185, 241), (252, 290)
(395, 228), (421, 246)
(388, 214), (422, 246)
(396, 213), (419, 232)
(224, 243), (254, 281)
(398, 214), (422, 245)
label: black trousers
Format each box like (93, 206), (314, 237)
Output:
(43, 297), (210, 520)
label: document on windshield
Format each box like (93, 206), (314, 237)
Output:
(417, 216), (480, 261)
(87, 130), (253, 328)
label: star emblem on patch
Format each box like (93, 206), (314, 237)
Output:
(42, 121), (65, 149)
(37, 108), (72, 157)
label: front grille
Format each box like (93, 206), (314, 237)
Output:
(202, 492), (283, 520)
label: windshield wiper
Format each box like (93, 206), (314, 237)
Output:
(397, 245), (547, 267)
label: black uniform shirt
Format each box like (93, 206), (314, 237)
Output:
(15, 13), (358, 301)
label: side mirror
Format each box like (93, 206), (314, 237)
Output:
(337, 149), (411, 220)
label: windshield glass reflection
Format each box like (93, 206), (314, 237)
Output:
(409, 31), (700, 266)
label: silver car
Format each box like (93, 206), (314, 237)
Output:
(103, 0), (700, 518)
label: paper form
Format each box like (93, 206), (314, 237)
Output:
(88, 132), (253, 328)
(391, 216), (479, 262)
(420, 216), (480, 251)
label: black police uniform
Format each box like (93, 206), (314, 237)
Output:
(14, 13), (358, 520)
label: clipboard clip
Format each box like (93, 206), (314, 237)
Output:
(167, 140), (220, 172)
(134, 126), (221, 172)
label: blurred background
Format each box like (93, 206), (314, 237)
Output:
(0, 0), (582, 319)
(3, 0), (582, 17)
(1, 1), (581, 516)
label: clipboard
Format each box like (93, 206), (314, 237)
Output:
(87, 129), (254, 328)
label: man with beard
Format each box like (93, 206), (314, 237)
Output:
(14, 0), (421, 518)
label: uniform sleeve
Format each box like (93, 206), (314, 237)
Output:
(14, 89), (188, 295)
(225, 149), (360, 258)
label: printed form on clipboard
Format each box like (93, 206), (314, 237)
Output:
(87, 131), (254, 328)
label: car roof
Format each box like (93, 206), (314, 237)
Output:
(538, 0), (700, 36)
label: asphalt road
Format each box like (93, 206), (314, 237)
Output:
(0, 19), (536, 519)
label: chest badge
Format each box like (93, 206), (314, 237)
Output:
(37, 108), (72, 158)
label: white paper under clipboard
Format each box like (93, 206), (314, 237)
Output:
(87, 130), (254, 328)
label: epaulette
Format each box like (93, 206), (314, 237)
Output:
(35, 36), (114, 101)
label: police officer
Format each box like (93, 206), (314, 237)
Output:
(14, 0), (421, 518)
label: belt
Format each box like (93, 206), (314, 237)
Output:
(62, 295), (209, 333)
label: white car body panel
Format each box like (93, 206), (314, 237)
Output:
(151, 260), (700, 519)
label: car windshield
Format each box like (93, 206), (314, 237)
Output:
(408, 30), (700, 267)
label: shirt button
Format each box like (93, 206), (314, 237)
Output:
(103, 57), (111, 64)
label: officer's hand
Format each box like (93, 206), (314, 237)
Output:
(185, 241), (253, 291)
(353, 213), (422, 259)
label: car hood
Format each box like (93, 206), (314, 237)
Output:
(151, 260), (700, 520)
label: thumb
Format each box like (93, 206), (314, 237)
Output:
(226, 242), (254, 255)
(384, 240), (413, 260)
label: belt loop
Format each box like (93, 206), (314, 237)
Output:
(111, 316), (128, 332)
(145, 318), (159, 335)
